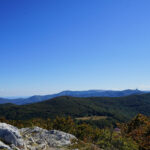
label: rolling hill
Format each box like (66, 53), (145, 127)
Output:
(0, 93), (150, 122)
(0, 89), (147, 105)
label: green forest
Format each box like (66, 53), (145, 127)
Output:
(1, 93), (150, 122)
(1, 114), (150, 150)
(1, 94), (150, 149)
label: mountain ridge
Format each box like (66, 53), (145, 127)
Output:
(0, 89), (149, 105)
(1, 93), (150, 121)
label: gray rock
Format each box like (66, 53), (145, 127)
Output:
(0, 123), (76, 150)
(10, 144), (21, 150)
(0, 140), (12, 150)
(20, 127), (76, 149)
(0, 123), (24, 148)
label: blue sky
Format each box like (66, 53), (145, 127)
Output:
(0, 0), (150, 96)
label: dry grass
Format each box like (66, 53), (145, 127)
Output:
(67, 140), (103, 150)
(76, 116), (107, 121)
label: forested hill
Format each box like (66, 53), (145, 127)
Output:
(0, 89), (147, 105)
(0, 93), (150, 122)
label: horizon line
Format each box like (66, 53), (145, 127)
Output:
(1, 88), (149, 99)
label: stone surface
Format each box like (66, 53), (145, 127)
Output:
(0, 122), (77, 150)
(0, 123), (24, 148)
(20, 127), (76, 149)
(0, 140), (12, 150)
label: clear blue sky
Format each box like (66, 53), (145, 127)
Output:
(0, 0), (150, 96)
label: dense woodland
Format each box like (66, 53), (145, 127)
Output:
(0, 116), (138, 150)
(1, 114), (150, 149)
(1, 94), (150, 120)
(1, 94), (150, 149)
(0, 94), (150, 124)
(119, 114), (150, 150)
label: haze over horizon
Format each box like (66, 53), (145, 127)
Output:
(1, 0), (150, 97)
(1, 88), (149, 100)
(0, 88), (149, 98)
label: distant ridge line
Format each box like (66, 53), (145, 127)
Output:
(0, 89), (149, 105)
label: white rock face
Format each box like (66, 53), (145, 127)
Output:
(0, 123), (76, 150)
(0, 123), (24, 148)
(20, 127), (76, 149)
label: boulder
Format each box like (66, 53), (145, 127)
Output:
(20, 127), (76, 149)
(0, 123), (76, 150)
(0, 123), (24, 148)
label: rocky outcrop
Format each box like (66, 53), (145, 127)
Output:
(0, 123), (76, 150)
(0, 123), (24, 148)
(20, 127), (76, 150)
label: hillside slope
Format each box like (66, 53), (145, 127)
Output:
(0, 93), (150, 122)
(0, 89), (147, 105)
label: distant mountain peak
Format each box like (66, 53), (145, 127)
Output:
(0, 89), (149, 105)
